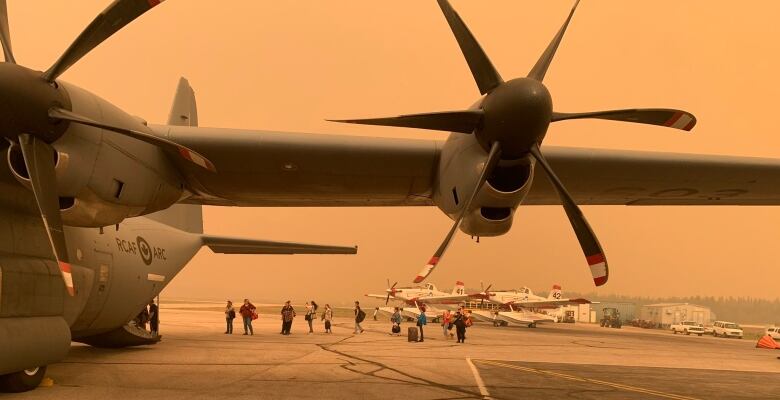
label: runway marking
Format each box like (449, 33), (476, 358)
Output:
(475, 359), (702, 400)
(465, 358), (492, 399)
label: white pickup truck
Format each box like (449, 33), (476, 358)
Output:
(712, 321), (743, 339)
(671, 321), (706, 336)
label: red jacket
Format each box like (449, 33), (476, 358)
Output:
(239, 302), (255, 318)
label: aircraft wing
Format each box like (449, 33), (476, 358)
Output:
(509, 298), (591, 309)
(201, 235), (357, 255)
(150, 125), (780, 207)
(365, 293), (391, 300)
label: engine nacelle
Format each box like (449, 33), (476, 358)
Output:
(6, 82), (184, 227)
(433, 134), (534, 237)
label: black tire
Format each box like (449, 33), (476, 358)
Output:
(686, 331), (690, 335)
(0, 366), (47, 393)
(672, 329), (677, 334)
(697, 334), (702, 336)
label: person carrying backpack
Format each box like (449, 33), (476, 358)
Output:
(354, 301), (366, 334)
(224, 300), (236, 334)
(391, 307), (402, 336)
(305, 301), (319, 334)
(239, 299), (256, 336)
(280, 300), (296, 335)
(416, 305), (427, 342)
(453, 306), (472, 343)
(322, 304), (333, 333)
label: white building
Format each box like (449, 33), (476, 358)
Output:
(639, 303), (714, 326)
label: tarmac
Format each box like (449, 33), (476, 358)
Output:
(6, 302), (780, 400)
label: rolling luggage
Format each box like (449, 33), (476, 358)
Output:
(392, 323), (401, 334)
(407, 326), (418, 342)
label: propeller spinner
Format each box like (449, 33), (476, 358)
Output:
(330, 0), (696, 286)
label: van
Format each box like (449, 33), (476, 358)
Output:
(766, 326), (780, 340)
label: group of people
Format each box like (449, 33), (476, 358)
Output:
(391, 305), (472, 343)
(223, 299), (336, 335)
(221, 300), (472, 343)
(134, 299), (160, 336)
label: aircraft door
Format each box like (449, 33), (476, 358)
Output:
(71, 250), (113, 331)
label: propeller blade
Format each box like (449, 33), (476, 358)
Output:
(436, 0), (503, 94)
(552, 109), (696, 131)
(42, 0), (166, 82)
(385, 293), (390, 305)
(18, 134), (75, 296)
(328, 110), (483, 134)
(527, 0), (580, 82)
(391, 281), (398, 290)
(414, 141), (502, 283)
(529, 143), (608, 286)
(49, 107), (217, 172)
(0, 0), (14, 63)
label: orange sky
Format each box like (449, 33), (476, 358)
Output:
(8, 1), (780, 302)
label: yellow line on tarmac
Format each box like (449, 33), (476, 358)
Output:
(475, 360), (702, 400)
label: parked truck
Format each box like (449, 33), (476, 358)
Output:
(600, 308), (622, 328)
(670, 321), (705, 336)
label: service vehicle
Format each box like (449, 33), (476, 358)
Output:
(712, 321), (743, 339)
(765, 326), (780, 340)
(671, 321), (705, 336)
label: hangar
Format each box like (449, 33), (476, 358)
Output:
(639, 303), (714, 326)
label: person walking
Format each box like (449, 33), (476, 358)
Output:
(224, 300), (236, 334)
(322, 304), (333, 333)
(391, 307), (402, 336)
(148, 299), (159, 337)
(416, 305), (427, 342)
(239, 299), (256, 336)
(453, 307), (471, 343)
(305, 301), (319, 334)
(281, 300), (296, 335)
(354, 301), (366, 334)
(441, 310), (452, 339)
(135, 307), (149, 331)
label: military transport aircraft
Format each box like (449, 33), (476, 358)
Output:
(4, 0), (780, 393)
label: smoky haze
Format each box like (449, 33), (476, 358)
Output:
(10, 1), (780, 303)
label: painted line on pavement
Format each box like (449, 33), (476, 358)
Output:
(474, 359), (701, 400)
(465, 358), (492, 399)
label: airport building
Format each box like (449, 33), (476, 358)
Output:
(639, 303), (714, 326)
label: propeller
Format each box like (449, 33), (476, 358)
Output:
(0, 0), (15, 64)
(18, 134), (74, 296)
(479, 282), (493, 305)
(329, 0), (696, 286)
(42, 0), (167, 82)
(385, 280), (399, 305)
(0, 0), (172, 296)
(49, 107), (217, 172)
(414, 141), (501, 283)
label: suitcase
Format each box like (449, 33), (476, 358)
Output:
(407, 327), (418, 342)
(392, 324), (401, 334)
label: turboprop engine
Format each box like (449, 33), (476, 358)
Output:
(5, 81), (185, 228)
(433, 134), (534, 237)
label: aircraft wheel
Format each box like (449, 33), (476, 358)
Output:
(0, 366), (47, 393)
(685, 331), (690, 335)
(672, 329), (677, 334)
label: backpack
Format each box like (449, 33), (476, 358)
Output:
(356, 309), (366, 323)
(228, 309), (236, 319)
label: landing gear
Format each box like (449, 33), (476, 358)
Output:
(0, 366), (47, 393)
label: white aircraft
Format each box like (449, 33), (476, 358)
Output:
(367, 280), (468, 321)
(465, 284), (590, 327)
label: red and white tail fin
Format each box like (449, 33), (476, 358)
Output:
(548, 284), (562, 300)
(452, 281), (466, 295)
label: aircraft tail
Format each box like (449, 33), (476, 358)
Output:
(548, 284), (562, 300)
(145, 77), (203, 233)
(452, 280), (465, 295)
